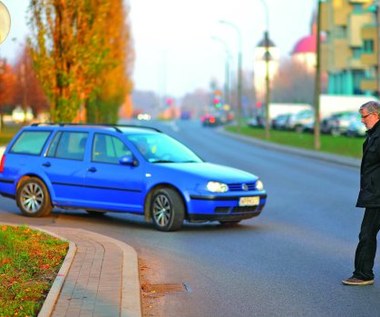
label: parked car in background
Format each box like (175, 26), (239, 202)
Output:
(0, 123), (267, 231)
(286, 110), (314, 132)
(320, 111), (357, 136)
(272, 113), (291, 130)
(346, 114), (366, 137)
(301, 120), (315, 133)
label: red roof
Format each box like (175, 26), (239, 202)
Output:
(292, 35), (316, 54)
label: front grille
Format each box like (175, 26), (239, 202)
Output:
(228, 182), (256, 191)
(214, 207), (230, 213)
(232, 206), (258, 213)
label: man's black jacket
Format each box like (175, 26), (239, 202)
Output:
(356, 120), (380, 207)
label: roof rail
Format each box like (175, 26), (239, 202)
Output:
(29, 122), (162, 133)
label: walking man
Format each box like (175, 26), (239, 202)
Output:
(343, 101), (380, 286)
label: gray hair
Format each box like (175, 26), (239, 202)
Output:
(360, 101), (380, 115)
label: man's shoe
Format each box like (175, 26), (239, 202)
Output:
(342, 276), (374, 286)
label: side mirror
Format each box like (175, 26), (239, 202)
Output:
(119, 155), (138, 166)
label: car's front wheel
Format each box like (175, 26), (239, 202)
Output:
(16, 177), (52, 217)
(151, 188), (185, 231)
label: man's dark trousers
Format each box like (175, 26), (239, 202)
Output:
(354, 208), (380, 280)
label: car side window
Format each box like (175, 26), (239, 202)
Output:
(47, 131), (88, 160)
(10, 131), (51, 155)
(92, 133), (132, 164)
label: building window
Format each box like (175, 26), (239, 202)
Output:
(335, 26), (347, 39)
(365, 67), (376, 79)
(363, 39), (374, 53)
(352, 4), (363, 13)
(352, 48), (362, 59)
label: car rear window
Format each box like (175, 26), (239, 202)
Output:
(10, 131), (51, 155)
(47, 131), (88, 160)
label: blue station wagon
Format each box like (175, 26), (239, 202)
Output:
(0, 124), (267, 231)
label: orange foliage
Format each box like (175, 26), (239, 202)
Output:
(0, 62), (16, 109)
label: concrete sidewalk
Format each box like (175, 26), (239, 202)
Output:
(37, 227), (142, 317)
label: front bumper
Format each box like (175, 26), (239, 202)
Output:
(186, 193), (267, 222)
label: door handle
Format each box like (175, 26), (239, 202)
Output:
(42, 162), (51, 167)
(88, 167), (97, 172)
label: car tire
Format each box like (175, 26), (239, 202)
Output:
(16, 177), (52, 217)
(151, 188), (185, 232)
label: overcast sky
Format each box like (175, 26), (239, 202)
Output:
(0, 0), (317, 98)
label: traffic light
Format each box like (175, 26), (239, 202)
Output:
(213, 90), (223, 108)
(213, 97), (222, 108)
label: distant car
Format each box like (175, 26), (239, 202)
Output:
(201, 114), (223, 127)
(180, 111), (192, 120)
(0, 123), (267, 231)
(321, 111), (357, 136)
(272, 113), (291, 130)
(301, 120), (315, 133)
(346, 114), (366, 137)
(286, 110), (314, 132)
(247, 116), (267, 128)
(137, 113), (151, 121)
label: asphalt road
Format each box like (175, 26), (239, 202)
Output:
(1, 120), (380, 317)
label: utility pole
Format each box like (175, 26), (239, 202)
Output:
(313, 0), (322, 150)
(264, 31), (271, 139)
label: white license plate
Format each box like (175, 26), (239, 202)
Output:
(239, 196), (260, 206)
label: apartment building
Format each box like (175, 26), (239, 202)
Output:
(320, 0), (379, 96)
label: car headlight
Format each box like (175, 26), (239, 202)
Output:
(256, 180), (264, 191)
(207, 181), (228, 193)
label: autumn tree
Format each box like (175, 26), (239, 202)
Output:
(28, 0), (133, 122)
(0, 59), (16, 111)
(12, 44), (49, 117)
(86, 0), (134, 123)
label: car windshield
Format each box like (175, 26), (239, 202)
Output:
(127, 133), (203, 163)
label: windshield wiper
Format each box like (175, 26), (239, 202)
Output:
(152, 160), (175, 163)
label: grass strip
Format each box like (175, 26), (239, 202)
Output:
(225, 125), (364, 159)
(0, 225), (68, 317)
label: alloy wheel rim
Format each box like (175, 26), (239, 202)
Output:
(21, 183), (44, 213)
(153, 194), (171, 227)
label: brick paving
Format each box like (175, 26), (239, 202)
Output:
(39, 227), (141, 317)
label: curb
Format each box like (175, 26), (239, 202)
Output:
(35, 228), (77, 317)
(219, 128), (361, 168)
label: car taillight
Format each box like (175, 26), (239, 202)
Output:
(0, 154), (5, 173)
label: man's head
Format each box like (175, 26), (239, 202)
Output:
(359, 101), (380, 130)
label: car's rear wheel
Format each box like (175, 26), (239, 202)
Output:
(16, 177), (52, 217)
(151, 188), (184, 231)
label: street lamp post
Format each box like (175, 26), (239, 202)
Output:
(257, 0), (271, 139)
(211, 36), (231, 106)
(219, 20), (243, 131)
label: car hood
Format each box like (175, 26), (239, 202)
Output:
(155, 162), (258, 183)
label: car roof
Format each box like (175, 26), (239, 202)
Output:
(26, 123), (162, 135)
